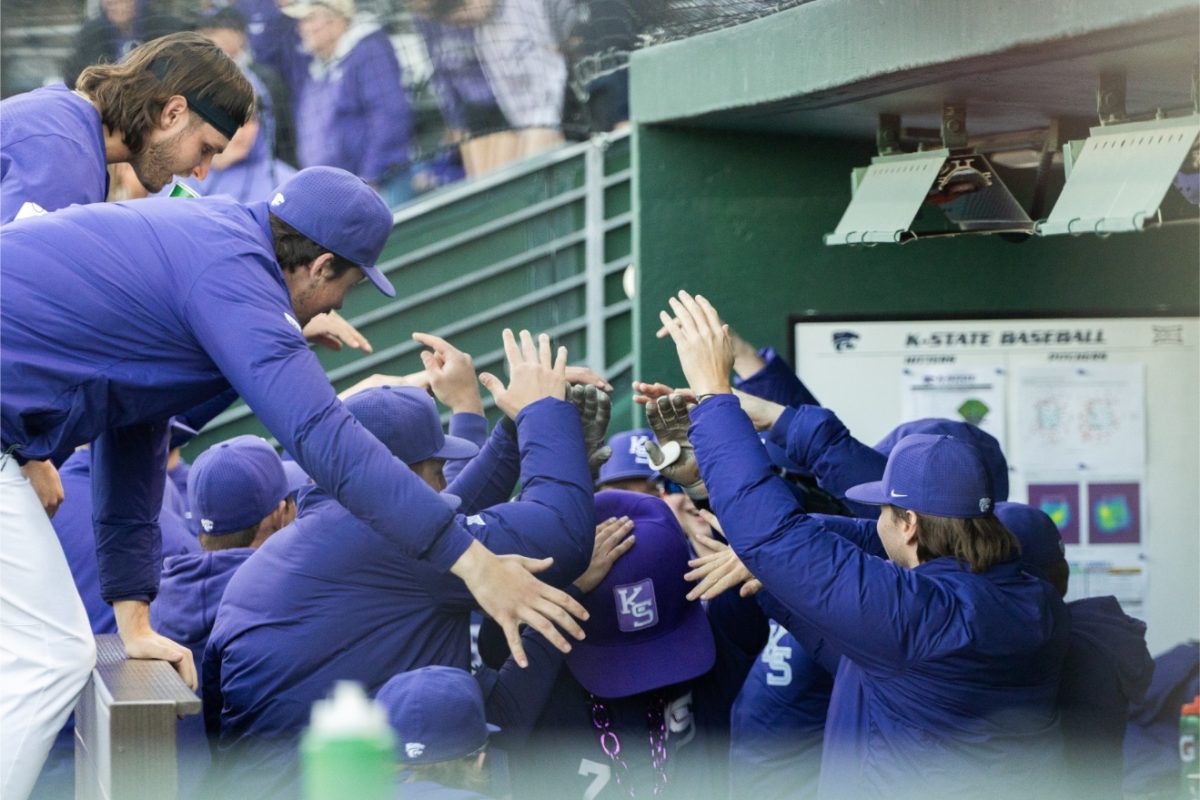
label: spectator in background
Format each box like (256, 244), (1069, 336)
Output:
(197, 7), (297, 168)
(411, 0), (574, 177)
(284, 0), (414, 207)
(473, 0), (576, 164)
(412, 0), (506, 178)
(564, 0), (669, 133)
(409, 3), (505, 178)
(62, 0), (189, 89)
(236, 0), (307, 100)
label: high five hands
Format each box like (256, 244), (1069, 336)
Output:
(656, 291), (735, 399)
(478, 329), (569, 419)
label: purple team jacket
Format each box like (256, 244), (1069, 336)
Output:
(1, 196), (475, 604)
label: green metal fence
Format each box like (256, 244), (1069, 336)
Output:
(191, 131), (633, 454)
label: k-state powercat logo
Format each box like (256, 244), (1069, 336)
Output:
(832, 331), (860, 351)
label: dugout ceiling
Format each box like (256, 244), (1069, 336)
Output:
(629, 0), (1199, 138)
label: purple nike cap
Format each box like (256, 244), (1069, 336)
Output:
(846, 433), (994, 518)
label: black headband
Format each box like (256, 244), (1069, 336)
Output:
(149, 57), (241, 140)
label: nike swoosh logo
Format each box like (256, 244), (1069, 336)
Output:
(889, 490), (908, 498)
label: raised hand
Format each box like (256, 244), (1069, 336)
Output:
(732, 388), (788, 432)
(569, 384), (613, 477)
(644, 394), (706, 498)
(573, 516), (636, 593)
(303, 310), (373, 353)
(684, 546), (762, 602)
(631, 380), (697, 407)
(564, 365), (614, 393)
(450, 540), (589, 667)
(657, 291), (734, 398)
(337, 370), (431, 400)
(478, 329), (568, 419)
(730, 329), (767, 379)
(412, 332), (484, 414)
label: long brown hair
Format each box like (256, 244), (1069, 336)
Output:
(76, 32), (254, 155)
(897, 507), (1019, 574)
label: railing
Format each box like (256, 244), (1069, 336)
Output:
(192, 130), (634, 452)
(74, 635), (200, 800)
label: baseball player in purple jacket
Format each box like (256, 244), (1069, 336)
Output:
(656, 291), (1069, 799)
(0, 166), (587, 798)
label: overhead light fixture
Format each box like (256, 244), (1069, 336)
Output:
(825, 106), (1034, 246)
(1037, 115), (1199, 236)
(1038, 70), (1200, 236)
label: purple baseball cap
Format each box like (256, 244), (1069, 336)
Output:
(995, 501), (1066, 578)
(268, 167), (396, 298)
(375, 666), (499, 765)
(846, 433), (994, 518)
(874, 418), (1009, 501)
(597, 428), (659, 486)
(566, 491), (715, 698)
(188, 435), (288, 535)
(344, 386), (479, 465)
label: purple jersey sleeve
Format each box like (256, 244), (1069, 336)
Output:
(180, 253), (474, 571)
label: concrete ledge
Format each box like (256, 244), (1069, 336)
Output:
(630, 0), (1198, 125)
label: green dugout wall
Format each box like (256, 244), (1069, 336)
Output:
(630, 127), (1199, 388)
(194, 133), (634, 452)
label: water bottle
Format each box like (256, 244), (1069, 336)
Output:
(1183, 695), (1200, 799)
(300, 681), (396, 800)
(169, 182), (201, 198)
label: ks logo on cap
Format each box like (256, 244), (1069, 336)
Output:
(405, 743), (425, 759)
(628, 434), (652, 466)
(614, 579), (658, 632)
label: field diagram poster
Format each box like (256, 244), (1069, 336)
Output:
(1013, 365), (1145, 472)
(900, 365), (1006, 445)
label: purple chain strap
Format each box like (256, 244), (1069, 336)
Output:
(590, 694), (633, 796)
(588, 693), (671, 798)
(646, 692), (669, 796)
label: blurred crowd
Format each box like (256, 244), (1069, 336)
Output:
(51, 0), (655, 207)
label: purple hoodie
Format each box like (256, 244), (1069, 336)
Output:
(150, 549), (254, 668)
